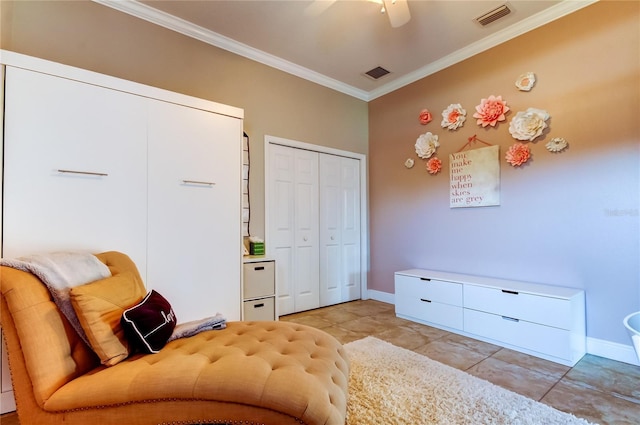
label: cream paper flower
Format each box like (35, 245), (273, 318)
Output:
(546, 137), (568, 153)
(415, 132), (439, 159)
(515, 72), (536, 91)
(441, 103), (467, 130)
(508, 108), (550, 141)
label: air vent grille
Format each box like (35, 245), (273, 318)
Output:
(475, 4), (511, 26)
(365, 66), (391, 80)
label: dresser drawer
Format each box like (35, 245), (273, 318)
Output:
(464, 284), (572, 329)
(243, 261), (275, 299)
(464, 309), (572, 361)
(396, 295), (463, 330)
(395, 274), (462, 306)
(243, 297), (275, 321)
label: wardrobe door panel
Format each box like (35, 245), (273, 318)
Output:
(320, 154), (361, 305)
(2, 67), (148, 269)
(269, 145), (296, 315)
(293, 150), (320, 312)
(147, 100), (242, 322)
(268, 145), (319, 315)
(340, 157), (361, 302)
(319, 154), (343, 306)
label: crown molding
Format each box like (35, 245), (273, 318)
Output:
(92, 0), (370, 101)
(368, 0), (599, 100)
(93, 0), (597, 102)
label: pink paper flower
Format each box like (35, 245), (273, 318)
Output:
(419, 109), (432, 125)
(473, 95), (510, 127)
(441, 103), (466, 130)
(505, 142), (531, 166)
(426, 157), (442, 174)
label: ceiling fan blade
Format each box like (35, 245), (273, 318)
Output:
(304, 0), (338, 17)
(383, 0), (411, 28)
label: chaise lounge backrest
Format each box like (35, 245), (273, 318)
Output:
(0, 251), (139, 408)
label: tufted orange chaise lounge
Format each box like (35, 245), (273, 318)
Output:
(0, 251), (349, 425)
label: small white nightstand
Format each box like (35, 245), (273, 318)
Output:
(242, 257), (276, 320)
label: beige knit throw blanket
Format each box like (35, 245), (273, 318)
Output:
(0, 251), (112, 346)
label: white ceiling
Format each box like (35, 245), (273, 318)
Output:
(95, 0), (597, 101)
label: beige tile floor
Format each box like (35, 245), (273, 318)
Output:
(279, 299), (640, 425)
(2, 299), (638, 425)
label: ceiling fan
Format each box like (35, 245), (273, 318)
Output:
(305, 0), (411, 28)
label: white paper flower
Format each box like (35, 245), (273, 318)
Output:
(509, 108), (550, 141)
(515, 72), (536, 91)
(441, 103), (467, 130)
(404, 158), (415, 168)
(415, 132), (439, 159)
(546, 137), (568, 153)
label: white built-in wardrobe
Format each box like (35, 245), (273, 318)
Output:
(266, 136), (367, 316)
(0, 51), (244, 412)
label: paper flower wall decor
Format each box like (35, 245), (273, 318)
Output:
(426, 157), (442, 175)
(546, 137), (568, 153)
(440, 103), (466, 130)
(473, 95), (510, 127)
(505, 142), (531, 167)
(509, 108), (550, 141)
(415, 132), (439, 159)
(515, 72), (536, 91)
(419, 109), (433, 125)
(404, 158), (415, 168)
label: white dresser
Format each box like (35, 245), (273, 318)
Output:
(395, 269), (586, 366)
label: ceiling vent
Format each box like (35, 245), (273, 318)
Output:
(365, 66), (391, 80)
(475, 4), (512, 27)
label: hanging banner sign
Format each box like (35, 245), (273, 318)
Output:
(449, 145), (500, 208)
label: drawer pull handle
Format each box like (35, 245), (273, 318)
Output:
(420, 298), (432, 303)
(501, 290), (519, 295)
(420, 278), (431, 281)
(254, 303), (265, 308)
(502, 316), (519, 322)
(254, 266), (265, 271)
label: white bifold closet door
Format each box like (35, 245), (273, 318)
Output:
(268, 144), (361, 316)
(269, 144), (320, 316)
(319, 153), (361, 306)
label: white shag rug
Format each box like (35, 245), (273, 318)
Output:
(344, 337), (597, 425)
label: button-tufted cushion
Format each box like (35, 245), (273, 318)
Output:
(45, 321), (350, 425)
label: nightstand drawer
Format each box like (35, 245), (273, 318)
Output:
(243, 297), (275, 321)
(243, 261), (275, 299)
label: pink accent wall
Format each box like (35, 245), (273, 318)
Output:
(368, 1), (639, 344)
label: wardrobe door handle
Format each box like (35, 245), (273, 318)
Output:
(501, 289), (519, 295)
(182, 180), (215, 186)
(58, 169), (108, 177)
(502, 316), (519, 322)
(420, 278), (431, 281)
(420, 298), (432, 303)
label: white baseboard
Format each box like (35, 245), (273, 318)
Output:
(366, 289), (394, 305)
(365, 290), (640, 366)
(587, 336), (639, 366)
